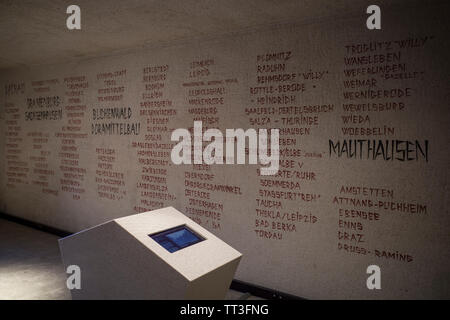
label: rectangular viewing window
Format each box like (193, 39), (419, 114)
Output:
(149, 225), (204, 253)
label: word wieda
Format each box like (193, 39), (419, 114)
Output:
(171, 121), (279, 175)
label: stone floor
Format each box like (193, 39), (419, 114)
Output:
(0, 218), (258, 300)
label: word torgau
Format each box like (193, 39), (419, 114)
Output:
(171, 121), (279, 175)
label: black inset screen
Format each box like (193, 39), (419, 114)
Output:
(149, 225), (204, 253)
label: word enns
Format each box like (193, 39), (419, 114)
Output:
(171, 121), (279, 175)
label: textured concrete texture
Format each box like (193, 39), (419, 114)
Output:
(0, 0), (436, 69)
(0, 219), (71, 300)
(0, 218), (256, 300)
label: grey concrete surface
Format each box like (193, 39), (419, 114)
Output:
(0, 218), (71, 299)
(0, 0), (433, 70)
(0, 218), (258, 300)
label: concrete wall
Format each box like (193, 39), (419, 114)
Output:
(1, 3), (449, 299)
